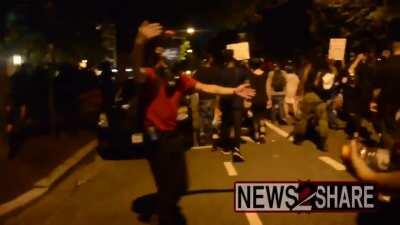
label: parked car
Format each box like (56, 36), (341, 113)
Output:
(96, 77), (194, 160)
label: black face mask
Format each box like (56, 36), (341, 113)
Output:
(156, 66), (181, 96)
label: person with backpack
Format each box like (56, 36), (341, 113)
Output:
(267, 63), (288, 125)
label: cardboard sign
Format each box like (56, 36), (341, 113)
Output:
(226, 42), (250, 61)
(329, 38), (347, 61)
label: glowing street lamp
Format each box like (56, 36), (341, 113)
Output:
(186, 49), (193, 53)
(79, 59), (88, 69)
(12, 55), (23, 66)
(186, 27), (195, 35)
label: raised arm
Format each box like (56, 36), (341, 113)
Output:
(348, 53), (365, 76)
(132, 21), (163, 82)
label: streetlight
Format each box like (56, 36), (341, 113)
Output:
(12, 55), (23, 65)
(186, 49), (193, 53)
(79, 59), (88, 69)
(186, 27), (195, 35)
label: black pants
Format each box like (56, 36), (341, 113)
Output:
(251, 105), (266, 140)
(220, 108), (242, 150)
(145, 132), (188, 225)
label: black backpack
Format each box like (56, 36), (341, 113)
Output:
(272, 70), (286, 92)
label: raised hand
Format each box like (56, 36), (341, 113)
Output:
(136, 21), (163, 43)
(234, 84), (256, 100)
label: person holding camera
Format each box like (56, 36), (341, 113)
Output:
(342, 136), (400, 225)
(131, 21), (255, 225)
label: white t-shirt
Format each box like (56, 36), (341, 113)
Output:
(285, 73), (300, 104)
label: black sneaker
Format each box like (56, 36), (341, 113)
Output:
(288, 134), (302, 145)
(316, 139), (328, 151)
(258, 136), (266, 144)
(232, 148), (245, 162)
(278, 119), (288, 125)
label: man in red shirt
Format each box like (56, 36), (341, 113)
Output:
(132, 21), (255, 225)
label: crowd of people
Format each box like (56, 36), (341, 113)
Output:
(2, 17), (400, 225)
(192, 45), (398, 156)
(129, 20), (400, 225)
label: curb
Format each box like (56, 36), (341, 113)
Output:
(0, 140), (98, 217)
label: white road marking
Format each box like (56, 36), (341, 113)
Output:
(191, 145), (213, 150)
(265, 121), (289, 138)
(245, 213), (263, 225)
(265, 121), (347, 172)
(318, 156), (346, 171)
(241, 136), (256, 143)
(223, 162), (238, 176)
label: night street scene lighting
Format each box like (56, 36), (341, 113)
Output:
(1, 0), (400, 225)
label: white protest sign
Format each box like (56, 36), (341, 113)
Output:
(226, 42), (250, 61)
(329, 38), (347, 61)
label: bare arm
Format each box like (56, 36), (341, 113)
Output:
(195, 83), (235, 95)
(195, 82), (255, 100)
(349, 141), (400, 191)
(348, 54), (365, 75)
(132, 21), (163, 83)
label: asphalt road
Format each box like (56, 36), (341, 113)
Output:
(2, 125), (362, 225)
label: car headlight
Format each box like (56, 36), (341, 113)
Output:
(121, 104), (130, 110)
(98, 113), (109, 128)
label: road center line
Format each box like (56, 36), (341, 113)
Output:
(264, 121), (289, 138)
(241, 136), (256, 143)
(245, 212), (263, 225)
(223, 162), (238, 176)
(318, 156), (346, 171)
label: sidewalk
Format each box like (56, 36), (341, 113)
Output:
(0, 131), (94, 204)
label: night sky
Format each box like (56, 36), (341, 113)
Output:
(1, 0), (313, 60)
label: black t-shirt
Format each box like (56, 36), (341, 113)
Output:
(218, 66), (249, 109)
(193, 66), (218, 100)
(249, 71), (267, 107)
(376, 55), (400, 107)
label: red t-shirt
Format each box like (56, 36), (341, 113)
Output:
(144, 68), (197, 131)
